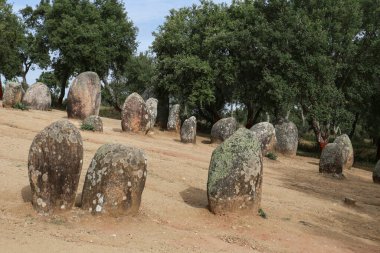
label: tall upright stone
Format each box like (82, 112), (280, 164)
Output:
(210, 117), (238, 143)
(319, 143), (344, 175)
(207, 128), (263, 214)
(167, 104), (181, 132)
(22, 82), (52, 111)
(181, 116), (197, 143)
(2, 82), (24, 108)
(333, 134), (354, 170)
(373, 160), (380, 184)
(28, 120), (83, 213)
(250, 122), (276, 155)
(121, 92), (150, 133)
(275, 121), (298, 156)
(146, 98), (158, 129)
(81, 144), (147, 216)
(67, 72), (101, 119)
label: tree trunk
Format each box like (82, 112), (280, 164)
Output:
(22, 74), (28, 91)
(156, 91), (169, 129)
(102, 78), (121, 112)
(349, 113), (359, 139)
(0, 77), (3, 100)
(245, 103), (262, 129)
(376, 137), (380, 161)
(58, 73), (69, 107)
(310, 119), (329, 151)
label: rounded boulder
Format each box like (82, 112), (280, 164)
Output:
(22, 82), (52, 110)
(181, 116), (197, 144)
(319, 143), (344, 175)
(28, 120), (83, 213)
(81, 144), (147, 216)
(67, 72), (101, 119)
(275, 121), (298, 156)
(3, 82), (24, 108)
(333, 134), (354, 170)
(207, 128), (263, 214)
(250, 122), (276, 155)
(121, 92), (150, 133)
(210, 117), (238, 144)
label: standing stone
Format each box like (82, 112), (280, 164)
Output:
(207, 128), (263, 214)
(167, 104), (181, 132)
(121, 93), (150, 133)
(319, 143), (344, 175)
(373, 160), (380, 184)
(250, 122), (276, 155)
(181, 116), (197, 144)
(333, 134), (354, 170)
(210, 117), (238, 144)
(22, 82), (52, 110)
(146, 98), (158, 129)
(275, 121), (298, 156)
(82, 115), (103, 132)
(81, 144), (147, 216)
(2, 82), (24, 108)
(67, 72), (101, 119)
(28, 120), (83, 213)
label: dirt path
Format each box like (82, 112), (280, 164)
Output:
(0, 107), (379, 253)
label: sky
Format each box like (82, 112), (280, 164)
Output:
(10, 0), (231, 84)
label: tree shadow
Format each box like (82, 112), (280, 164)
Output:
(307, 161), (319, 166)
(112, 128), (123, 133)
(201, 140), (212, 144)
(179, 187), (208, 209)
(21, 185), (31, 203)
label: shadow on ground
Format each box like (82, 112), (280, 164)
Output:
(179, 187), (208, 209)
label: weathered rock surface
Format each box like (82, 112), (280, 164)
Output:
(121, 93), (150, 133)
(210, 117), (238, 143)
(22, 82), (51, 110)
(275, 121), (298, 156)
(28, 120), (83, 213)
(67, 72), (101, 119)
(181, 116), (197, 144)
(167, 104), (181, 132)
(2, 82), (24, 108)
(373, 160), (380, 184)
(319, 143), (344, 175)
(81, 144), (147, 216)
(333, 134), (354, 170)
(207, 128), (263, 214)
(146, 98), (158, 129)
(83, 115), (103, 132)
(250, 122), (276, 155)
(141, 87), (156, 100)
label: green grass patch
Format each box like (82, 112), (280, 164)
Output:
(80, 123), (95, 131)
(258, 208), (267, 219)
(12, 102), (28, 110)
(265, 152), (277, 160)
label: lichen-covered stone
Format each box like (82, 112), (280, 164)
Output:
(81, 144), (147, 216)
(146, 98), (158, 129)
(333, 134), (354, 170)
(83, 115), (103, 132)
(373, 160), (380, 184)
(67, 72), (101, 119)
(181, 116), (197, 144)
(2, 82), (24, 108)
(207, 128), (263, 214)
(167, 104), (181, 132)
(28, 120), (83, 213)
(250, 122), (276, 155)
(210, 117), (238, 144)
(121, 93), (150, 133)
(319, 143), (344, 175)
(275, 121), (298, 156)
(22, 82), (51, 110)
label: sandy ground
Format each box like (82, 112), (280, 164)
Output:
(0, 106), (379, 253)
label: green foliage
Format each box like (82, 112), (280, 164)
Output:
(12, 102), (27, 110)
(258, 208), (267, 219)
(80, 123), (95, 131)
(265, 152), (277, 160)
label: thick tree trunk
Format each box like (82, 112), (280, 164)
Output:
(22, 74), (28, 91)
(349, 113), (359, 139)
(310, 119), (329, 151)
(58, 73), (69, 107)
(156, 91), (169, 129)
(245, 103), (262, 129)
(376, 138), (380, 161)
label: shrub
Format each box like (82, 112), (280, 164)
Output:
(12, 102), (28, 110)
(80, 123), (95, 131)
(265, 152), (277, 160)
(258, 208), (267, 219)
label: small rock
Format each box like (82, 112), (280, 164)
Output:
(82, 115), (103, 132)
(344, 197), (356, 206)
(210, 117), (238, 144)
(180, 116), (197, 144)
